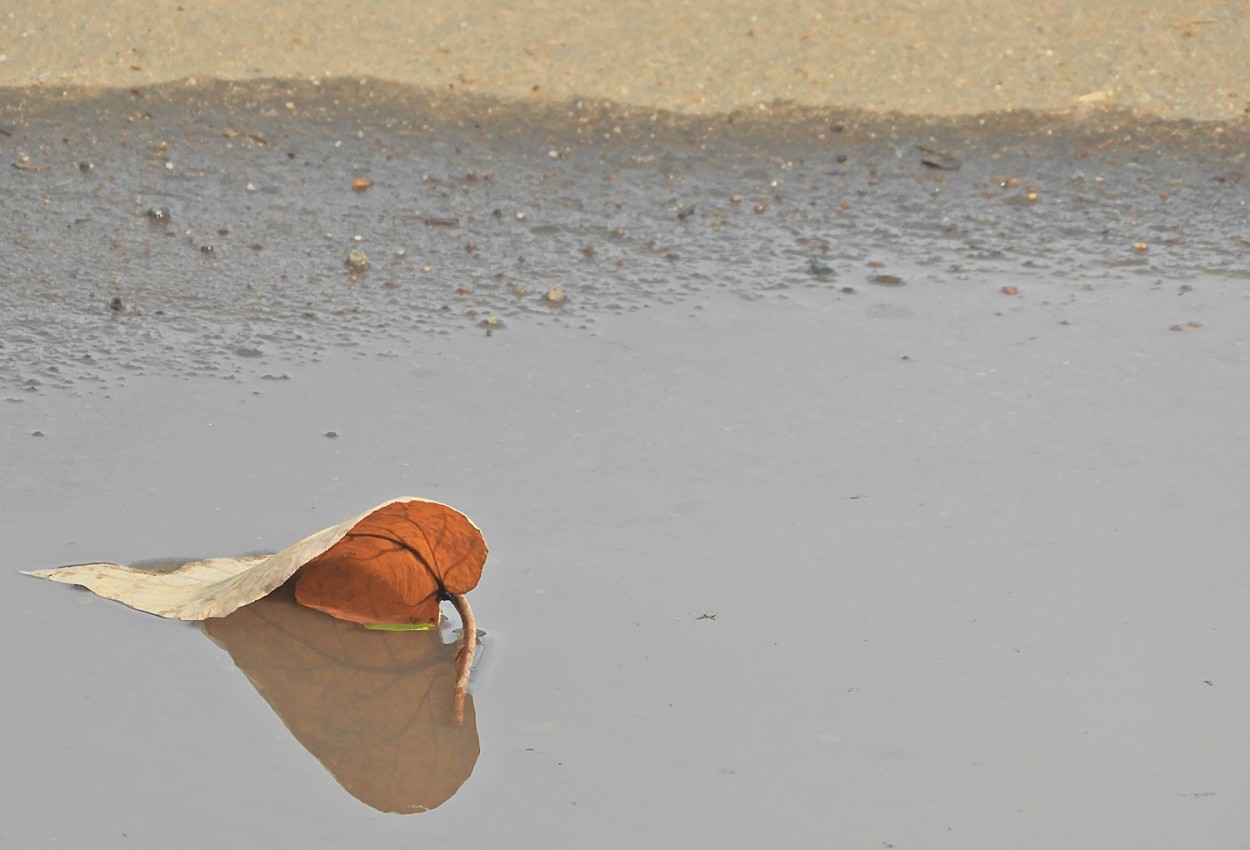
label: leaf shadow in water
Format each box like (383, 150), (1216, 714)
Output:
(203, 582), (479, 813)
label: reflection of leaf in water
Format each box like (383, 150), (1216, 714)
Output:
(204, 583), (479, 814)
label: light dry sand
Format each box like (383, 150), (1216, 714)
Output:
(2, 0), (1248, 119)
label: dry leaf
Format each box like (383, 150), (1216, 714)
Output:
(23, 497), (488, 719)
(22, 497), (485, 623)
(204, 584), (478, 813)
(293, 500), (487, 625)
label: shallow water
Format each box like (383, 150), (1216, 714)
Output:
(3, 81), (1249, 848)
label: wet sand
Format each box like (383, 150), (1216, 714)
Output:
(3, 6), (1250, 850)
(1, 78), (1247, 389)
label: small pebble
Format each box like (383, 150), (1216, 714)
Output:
(544, 285), (566, 303)
(346, 248), (370, 272)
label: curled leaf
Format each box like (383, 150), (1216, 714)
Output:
(295, 500), (487, 626)
(21, 497), (488, 626)
(24, 497), (488, 729)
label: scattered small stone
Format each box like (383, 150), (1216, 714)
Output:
(916, 146), (961, 171)
(324, 431), (338, 438)
(871, 274), (904, 286)
(480, 316), (504, 328)
(31, 430), (44, 437)
(808, 259), (833, 276)
(676, 204), (696, 219)
(1178, 285), (1193, 295)
(352, 177), (373, 191)
(109, 296), (124, 312)
(424, 217), (459, 227)
(346, 248), (370, 272)
(1001, 285), (1019, 295)
(544, 285), (566, 304)
(199, 245), (214, 255)
(146, 206), (171, 223)
(78, 161), (93, 173)
(1170, 322), (1202, 332)
(1133, 242), (1149, 252)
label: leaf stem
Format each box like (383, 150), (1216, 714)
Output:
(448, 593), (476, 725)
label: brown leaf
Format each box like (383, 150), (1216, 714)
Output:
(25, 498), (488, 726)
(22, 498), (487, 625)
(294, 500), (488, 625)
